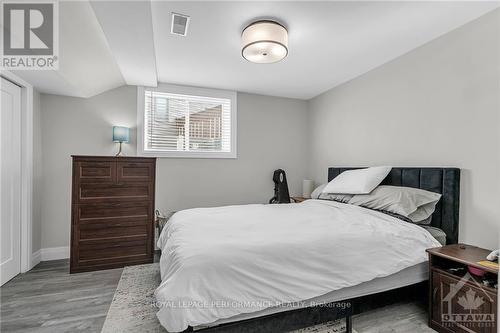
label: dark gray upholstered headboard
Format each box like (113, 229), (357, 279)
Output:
(327, 167), (460, 245)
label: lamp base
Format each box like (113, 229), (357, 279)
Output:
(115, 142), (125, 157)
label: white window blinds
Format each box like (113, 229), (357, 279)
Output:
(143, 90), (233, 155)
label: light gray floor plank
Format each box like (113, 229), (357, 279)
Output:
(1, 259), (435, 332)
(1, 260), (122, 333)
(353, 301), (436, 332)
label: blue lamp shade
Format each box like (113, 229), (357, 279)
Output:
(112, 126), (130, 143)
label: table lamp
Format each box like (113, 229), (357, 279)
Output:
(112, 126), (129, 156)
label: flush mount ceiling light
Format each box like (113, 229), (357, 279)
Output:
(241, 20), (288, 64)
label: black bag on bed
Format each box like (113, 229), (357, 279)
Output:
(269, 169), (290, 204)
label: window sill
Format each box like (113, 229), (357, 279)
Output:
(137, 151), (237, 159)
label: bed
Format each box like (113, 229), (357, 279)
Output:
(155, 167), (460, 333)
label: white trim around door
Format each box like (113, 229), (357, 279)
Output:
(1, 71), (36, 273)
(1, 77), (22, 285)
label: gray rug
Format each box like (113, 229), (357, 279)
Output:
(101, 263), (355, 333)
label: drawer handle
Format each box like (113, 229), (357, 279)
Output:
(112, 183), (125, 187)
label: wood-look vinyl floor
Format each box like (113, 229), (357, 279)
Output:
(1, 260), (122, 333)
(0, 260), (435, 332)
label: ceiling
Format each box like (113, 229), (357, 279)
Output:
(12, 1), (499, 100)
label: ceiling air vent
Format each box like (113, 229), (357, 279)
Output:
(171, 13), (190, 36)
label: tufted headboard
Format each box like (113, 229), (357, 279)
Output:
(327, 167), (460, 244)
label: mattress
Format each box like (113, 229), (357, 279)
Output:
(155, 200), (441, 332)
(200, 261), (428, 329)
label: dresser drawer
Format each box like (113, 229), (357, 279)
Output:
(78, 236), (149, 261)
(75, 161), (116, 183)
(117, 161), (155, 182)
(78, 217), (150, 240)
(77, 182), (153, 203)
(74, 255), (152, 272)
(76, 202), (151, 221)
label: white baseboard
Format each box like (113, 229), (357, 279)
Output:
(40, 246), (70, 261)
(31, 250), (41, 268)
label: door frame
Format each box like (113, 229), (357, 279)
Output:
(1, 71), (35, 273)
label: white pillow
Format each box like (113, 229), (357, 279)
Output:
(311, 184), (326, 199)
(311, 184), (353, 202)
(408, 201), (441, 222)
(347, 185), (441, 222)
(322, 166), (392, 195)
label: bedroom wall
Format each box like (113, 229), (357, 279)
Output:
(307, 9), (500, 249)
(32, 89), (42, 255)
(39, 87), (308, 250)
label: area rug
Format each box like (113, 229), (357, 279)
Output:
(101, 263), (355, 333)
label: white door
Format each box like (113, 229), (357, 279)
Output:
(0, 78), (22, 286)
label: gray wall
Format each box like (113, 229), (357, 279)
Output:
(307, 10), (500, 249)
(38, 10), (499, 251)
(156, 93), (309, 213)
(40, 87), (308, 248)
(32, 90), (42, 253)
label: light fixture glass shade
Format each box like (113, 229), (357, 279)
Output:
(112, 126), (130, 143)
(242, 20), (288, 64)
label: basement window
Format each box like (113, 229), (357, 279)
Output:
(137, 85), (237, 158)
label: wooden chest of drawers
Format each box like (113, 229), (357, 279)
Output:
(70, 156), (156, 273)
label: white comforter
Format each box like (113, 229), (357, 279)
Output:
(155, 199), (441, 332)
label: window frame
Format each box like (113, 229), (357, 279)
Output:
(137, 84), (237, 159)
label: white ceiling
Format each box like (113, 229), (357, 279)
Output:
(11, 1), (499, 100)
(13, 1), (125, 98)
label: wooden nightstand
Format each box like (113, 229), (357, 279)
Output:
(426, 244), (498, 333)
(291, 197), (309, 203)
